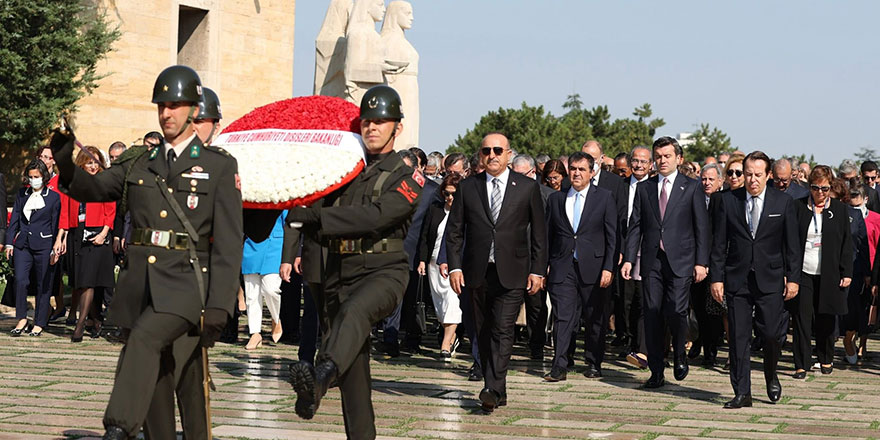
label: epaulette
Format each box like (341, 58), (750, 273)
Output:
(203, 144), (232, 157)
(113, 145), (149, 165)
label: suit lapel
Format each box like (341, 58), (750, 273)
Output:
(662, 174), (687, 225)
(476, 172), (493, 224)
(754, 189), (772, 239)
(575, 187), (597, 233)
(495, 173), (516, 224)
(647, 176), (660, 222)
(732, 188), (751, 239)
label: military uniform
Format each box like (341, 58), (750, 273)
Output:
(53, 132), (242, 439)
(290, 151), (422, 439)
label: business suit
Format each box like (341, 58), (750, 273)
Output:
(788, 197), (853, 369)
(592, 170), (627, 340)
(545, 185), (616, 372)
(446, 169), (547, 400)
(784, 181), (810, 201)
(521, 183), (557, 357)
(617, 174), (649, 355)
(7, 186), (61, 328)
(625, 172), (710, 377)
(710, 186), (802, 398)
(690, 191), (723, 363)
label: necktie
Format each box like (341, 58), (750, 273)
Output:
(572, 193), (582, 259)
(489, 178), (501, 262)
(659, 178), (668, 250)
(750, 197), (760, 238)
(167, 148), (177, 168)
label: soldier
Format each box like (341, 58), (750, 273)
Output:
(192, 87), (222, 145)
(286, 85), (423, 439)
(50, 65), (242, 440)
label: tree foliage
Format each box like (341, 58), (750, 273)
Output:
(854, 147), (879, 164)
(0, 0), (119, 191)
(685, 123), (733, 162)
(449, 98), (669, 160)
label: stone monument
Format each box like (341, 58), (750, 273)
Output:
(314, 0), (352, 96)
(343, 0), (403, 106)
(381, 1), (418, 149)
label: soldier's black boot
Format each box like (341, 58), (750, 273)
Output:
(102, 425), (129, 440)
(289, 359), (338, 419)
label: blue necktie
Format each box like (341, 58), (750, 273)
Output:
(572, 193), (582, 259)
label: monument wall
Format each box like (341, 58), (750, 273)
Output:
(72, 0), (295, 149)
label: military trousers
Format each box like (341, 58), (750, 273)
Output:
(103, 305), (193, 439)
(315, 263), (408, 440)
(142, 332), (207, 440)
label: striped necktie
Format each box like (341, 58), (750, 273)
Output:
(489, 178), (501, 262)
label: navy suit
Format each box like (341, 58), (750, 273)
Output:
(625, 172), (710, 375)
(6, 187), (60, 328)
(545, 185), (616, 371)
(710, 187), (802, 396)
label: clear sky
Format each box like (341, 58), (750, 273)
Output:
(293, 1), (879, 165)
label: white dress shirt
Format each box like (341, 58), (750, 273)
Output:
(165, 132), (197, 161)
(565, 185), (590, 230)
(485, 167), (510, 209)
(627, 174), (649, 224)
(657, 169), (679, 200)
(745, 185), (767, 236)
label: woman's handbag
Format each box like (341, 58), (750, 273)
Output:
(414, 274), (427, 334)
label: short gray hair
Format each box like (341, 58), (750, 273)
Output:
(512, 153), (536, 170)
(701, 162), (721, 177)
(427, 151), (443, 168)
(630, 145), (651, 159)
(839, 159), (859, 176)
(535, 154), (550, 165)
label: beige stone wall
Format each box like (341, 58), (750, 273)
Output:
(72, 0), (295, 150)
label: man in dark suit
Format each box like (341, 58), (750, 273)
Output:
(447, 132), (547, 412)
(710, 150), (802, 409)
(621, 136), (710, 388)
(860, 161), (880, 212)
(580, 141), (627, 348)
(543, 152), (616, 381)
(771, 158), (809, 201)
(841, 160), (880, 212)
(512, 153), (554, 359)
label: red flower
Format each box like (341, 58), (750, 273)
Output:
(224, 95), (361, 134)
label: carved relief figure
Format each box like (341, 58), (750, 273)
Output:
(314, 0), (353, 96)
(344, 0), (402, 105)
(381, 1), (418, 149)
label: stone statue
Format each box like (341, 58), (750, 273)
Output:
(343, 0), (403, 105)
(381, 1), (418, 149)
(314, 0), (352, 96)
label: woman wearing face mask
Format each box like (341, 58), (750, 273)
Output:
(6, 159), (61, 337)
(789, 166), (853, 378)
(55, 146), (116, 342)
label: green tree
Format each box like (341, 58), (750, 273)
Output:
(562, 93), (583, 111)
(0, 0), (119, 192)
(448, 102), (574, 158)
(685, 123), (732, 162)
(854, 146), (879, 164)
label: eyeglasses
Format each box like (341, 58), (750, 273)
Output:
(442, 190), (456, 197)
(480, 146), (507, 156)
(545, 175), (563, 182)
(810, 185), (831, 192)
(726, 169), (743, 177)
(630, 159), (651, 165)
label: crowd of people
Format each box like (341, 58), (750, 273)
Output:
(5, 126), (880, 412)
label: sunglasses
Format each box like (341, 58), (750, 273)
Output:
(810, 185), (831, 192)
(442, 190), (456, 197)
(726, 169), (743, 177)
(480, 146), (507, 156)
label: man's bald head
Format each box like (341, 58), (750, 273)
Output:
(482, 132), (510, 149)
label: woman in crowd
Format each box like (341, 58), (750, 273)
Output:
(723, 153), (745, 190)
(6, 159), (60, 337)
(57, 146), (116, 342)
(241, 210), (287, 350)
(417, 173), (462, 361)
(844, 182), (877, 362)
(542, 159), (567, 192)
(789, 166), (853, 378)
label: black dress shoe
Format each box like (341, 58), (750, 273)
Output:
(766, 375), (782, 403)
(479, 387), (501, 412)
(467, 363), (483, 382)
(582, 363), (602, 378)
(723, 394), (753, 409)
(102, 425), (129, 440)
(820, 364), (833, 375)
(643, 373), (665, 389)
(289, 359), (337, 419)
(687, 342), (701, 359)
(543, 367), (567, 382)
(674, 354), (689, 381)
(792, 370), (807, 379)
(610, 335), (628, 347)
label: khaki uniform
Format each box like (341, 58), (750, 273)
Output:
(55, 135), (242, 439)
(288, 152), (421, 439)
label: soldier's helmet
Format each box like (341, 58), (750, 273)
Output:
(359, 85), (403, 121)
(152, 65), (202, 104)
(197, 87), (222, 121)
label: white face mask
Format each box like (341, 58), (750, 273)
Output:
(29, 177), (43, 191)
